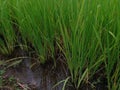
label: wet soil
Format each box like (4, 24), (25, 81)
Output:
(0, 49), (108, 90)
(1, 48), (73, 90)
(4, 61), (71, 90)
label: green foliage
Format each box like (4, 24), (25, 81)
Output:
(0, 0), (16, 55)
(0, 0), (119, 90)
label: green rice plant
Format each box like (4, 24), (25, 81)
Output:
(0, 0), (16, 55)
(10, 0), (58, 64)
(58, 0), (120, 89)
(0, 0), (120, 89)
(101, 1), (120, 90)
(58, 0), (96, 89)
(104, 31), (120, 90)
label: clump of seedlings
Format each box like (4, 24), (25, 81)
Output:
(0, 0), (120, 90)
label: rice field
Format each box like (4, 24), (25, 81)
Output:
(0, 0), (120, 90)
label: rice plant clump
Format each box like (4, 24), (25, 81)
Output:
(0, 0), (120, 90)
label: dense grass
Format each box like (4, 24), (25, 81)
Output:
(0, 0), (16, 54)
(0, 0), (120, 90)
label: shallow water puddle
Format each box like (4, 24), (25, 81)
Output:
(5, 59), (70, 90)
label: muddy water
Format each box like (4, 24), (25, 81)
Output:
(5, 49), (72, 90)
(3, 48), (108, 90)
(13, 60), (71, 90)
(33, 64), (68, 90)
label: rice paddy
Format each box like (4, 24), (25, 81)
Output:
(0, 0), (120, 90)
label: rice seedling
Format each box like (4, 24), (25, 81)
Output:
(58, 0), (93, 89)
(58, 0), (120, 89)
(0, 0), (16, 55)
(99, 1), (120, 90)
(0, 0), (120, 89)
(9, 0), (59, 64)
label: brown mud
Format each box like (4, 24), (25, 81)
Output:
(0, 48), (108, 90)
